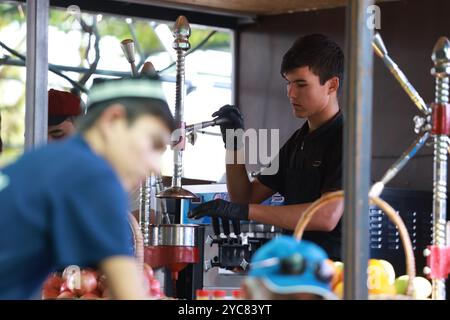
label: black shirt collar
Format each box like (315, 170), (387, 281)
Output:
(298, 109), (343, 141)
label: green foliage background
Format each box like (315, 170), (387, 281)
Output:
(0, 2), (230, 166)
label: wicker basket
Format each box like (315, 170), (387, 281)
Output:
(128, 213), (144, 271)
(293, 190), (416, 299)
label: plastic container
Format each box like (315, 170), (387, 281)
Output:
(196, 289), (210, 300)
(212, 290), (227, 300)
(231, 289), (244, 300)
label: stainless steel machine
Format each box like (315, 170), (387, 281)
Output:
(180, 184), (283, 291)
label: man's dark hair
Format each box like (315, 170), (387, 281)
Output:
(281, 34), (344, 88)
(76, 98), (175, 133)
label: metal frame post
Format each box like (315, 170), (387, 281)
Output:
(25, 0), (49, 149)
(430, 37), (450, 300)
(342, 0), (374, 300)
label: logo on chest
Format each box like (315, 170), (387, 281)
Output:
(312, 160), (322, 167)
(0, 172), (10, 192)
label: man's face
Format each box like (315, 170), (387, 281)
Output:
(284, 66), (335, 119)
(48, 119), (76, 141)
(103, 109), (171, 191)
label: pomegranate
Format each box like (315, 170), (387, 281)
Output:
(97, 274), (107, 293)
(67, 269), (97, 295)
(80, 292), (100, 299)
(60, 281), (70, 293)
(43, 273), (63, 291)
(42, 287), (60, 299)
(57, 291), (76, 299)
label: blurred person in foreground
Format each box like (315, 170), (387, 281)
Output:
(0, 77), (174, 299)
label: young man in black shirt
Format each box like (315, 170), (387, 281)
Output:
(190, 34), (344, 260)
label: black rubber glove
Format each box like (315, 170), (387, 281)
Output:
(188, 199), (249, 221)
(212, 105), (244, 150)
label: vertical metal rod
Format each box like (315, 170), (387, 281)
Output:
(172, 16), (191, 189)
(25, 0), (49, 149)
(154, 174), (170, 224)
(122, 37), (152, 239)
(154, 17), (197, 200)
(431, 37), (450, 300)
(342, 0), (374, 300)
(139, 176), (151, 246)
(231, 29), (238, 106)
(120, 39), (139, 77)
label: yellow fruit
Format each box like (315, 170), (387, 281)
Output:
(334, 261), (344, 271)
(367, 259), (393, 295)
(385, 284), (396, 295)
(333, 282), (343, 299)
(378, 260), (395, 285)
(330, 259), (400, 296)
(333, 261), (344, 287)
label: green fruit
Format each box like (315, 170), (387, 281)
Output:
(394, 275), (409, 295)
(394, 275), (432, 299)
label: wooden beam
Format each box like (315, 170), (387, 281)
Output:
(125, 0), (396, 16)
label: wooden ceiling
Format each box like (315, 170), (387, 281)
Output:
(120, 0), (396, 16)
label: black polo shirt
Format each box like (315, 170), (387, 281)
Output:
(257, 110), (343, 260)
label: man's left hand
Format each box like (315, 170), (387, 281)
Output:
(188, 199), (249, 221)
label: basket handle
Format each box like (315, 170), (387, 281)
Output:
(293, 190), (415, 297)
(128, 213), (144, 272)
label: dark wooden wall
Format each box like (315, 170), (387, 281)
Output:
(237, 0), (450, 190)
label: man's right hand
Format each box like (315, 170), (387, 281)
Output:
(212, 105), (244, 150)
(100, 256), (147, 300)
(188, 198), (249, 221)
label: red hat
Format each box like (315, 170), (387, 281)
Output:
(48, 89), (82, 126)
